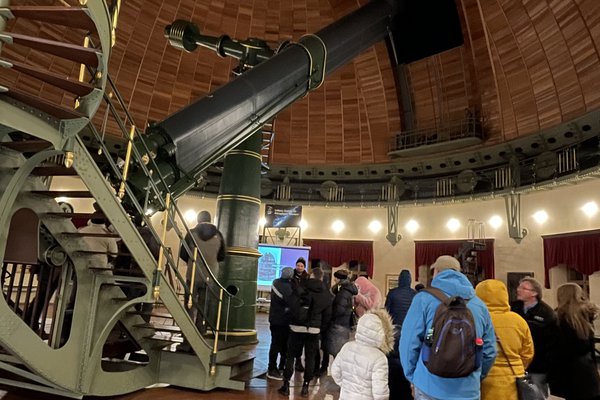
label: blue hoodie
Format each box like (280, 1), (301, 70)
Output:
(399, 270), (496, 400)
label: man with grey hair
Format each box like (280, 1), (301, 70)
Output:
(400, 255), (496, 400)
(511, 276), (557, 397)
(179, 210), (226, 335)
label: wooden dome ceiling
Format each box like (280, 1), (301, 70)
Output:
(2, 0), (600, 167)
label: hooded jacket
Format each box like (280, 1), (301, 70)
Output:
(269, 267), (294, 326)
(332, 280), (358, 327)
(181, 222), (226, 283)
(289, 278), (332, 334)
(475, 279), (534, 400)
(354, 277), (383, 318)
(332, 309), (394, 400)
(399, 270), (497, 400)
(385, 270), (416, 327)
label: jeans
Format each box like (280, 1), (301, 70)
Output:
(414, 387), (439, 400)
(528, 373), (549, 398)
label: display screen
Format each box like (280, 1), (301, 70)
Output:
(257, 244), (310, 290)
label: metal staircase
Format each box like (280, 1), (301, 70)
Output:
(0, 1), (256, 397)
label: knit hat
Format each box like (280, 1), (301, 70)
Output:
(197, 210), (212, 223)
(430, 255), (461, 272)
(280, 267), (294, 280)
(296, 257), (306, 267)
(334, 269), (349, 280)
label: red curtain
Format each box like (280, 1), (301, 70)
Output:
(543, 230), (600, 288)
(302, 239), (374, 277)
(414, 239), (495, 280)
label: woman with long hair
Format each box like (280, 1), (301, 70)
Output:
(549, 283), (600, 400)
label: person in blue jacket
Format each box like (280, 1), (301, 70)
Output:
(399, 255), (497, 400)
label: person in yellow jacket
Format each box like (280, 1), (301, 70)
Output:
(475, 279), (535, 400)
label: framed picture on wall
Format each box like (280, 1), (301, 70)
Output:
(385, 274), (399, 294)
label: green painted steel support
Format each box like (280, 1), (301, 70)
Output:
(215, 132), (262, 344)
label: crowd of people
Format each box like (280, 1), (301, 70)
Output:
(268, 255), (600, 400)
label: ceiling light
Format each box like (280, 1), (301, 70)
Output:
(488, 215), (503, 230)
(533, 210), (548, 224)
(184, 209), (197, 223)
(258, 217), (267, 226)
(405, 219), (419, 233)
(581, 201), (598, 217)
(300, 219), (308, 230)
(331, 220), (345, 233)
(368, 220), (382, 233)
(446, 218), (461, 232)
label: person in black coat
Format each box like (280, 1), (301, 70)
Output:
(279, 269), (333, 397)
(384, 269), (416, 400)
(267, 267), (294, 380)
(548, 283), (600, 400)
(510, 276), (557, 396)
(331, 269), (358, 328)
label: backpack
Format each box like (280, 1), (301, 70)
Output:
(289, 285), (312, 326)
(420, 287), (483, 378)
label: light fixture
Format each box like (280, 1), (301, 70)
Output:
(532, 210), (548, 224)
(331, 220), (345, 233)
(144, 208), (154, 216)
(405, 219), (419, 234)
(446, 218), (461, 232)
(258, 217), (267, 226)
(488, 215), (503, 230)
(368, 220), (382, 233)
(581, 201), (598, 217)
(300, 219), (308, 230)
(184, 209), (197, 223)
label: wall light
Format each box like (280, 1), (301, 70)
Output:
(532, 210), (548, 224)
(184, 209), (197, 223)
(446, 218), (461, 232)
(581, 201), (598, 217)
(405, 219), (419, 234)
(368, 220), (382, 233)
(258, 217), (267, 226)
(331, 220), (345, 233)
(488, 215), (503, 230)
(300, 219), (308, 230)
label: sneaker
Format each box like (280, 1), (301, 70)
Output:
(267, 369), (283, 380)
(278, 381), (290, 396)
(300, 381), (309, 397)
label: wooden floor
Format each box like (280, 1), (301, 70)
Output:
(0, 313), (342, 400)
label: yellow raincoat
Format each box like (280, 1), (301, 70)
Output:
(475, 279), (535, 400)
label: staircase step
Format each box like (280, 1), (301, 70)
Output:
(1, 32), (100, 68)
(1, 87), (86, 120)
(134, 324), (181, 333)
(0, 58), (95, 96)
(60, 231), (120, 238)
(31, 165), (78, 176)
(216, 351), (255, 367)
(44, 212), (104, 219)
(32, 190), (93, 198)
(127, 310), (173, 319)
(5, 6), (97, 31)
(0, 139), (52, 152)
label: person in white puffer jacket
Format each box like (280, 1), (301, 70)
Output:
(331, 308), (395, 400)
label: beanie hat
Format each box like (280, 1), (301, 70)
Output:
(430, 255), (461, 272)
(280, 267), (294, 280)
(197, 210), (212, 223)
(296, 257), (306, 267)
(334, 269), (349, 280)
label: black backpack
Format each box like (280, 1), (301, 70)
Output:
(420, 287), (482, 378)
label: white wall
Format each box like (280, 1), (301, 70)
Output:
(51, 176), (600, 307)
